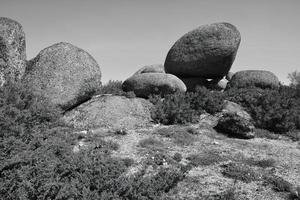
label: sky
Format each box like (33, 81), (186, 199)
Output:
(1, 0), (299, 84)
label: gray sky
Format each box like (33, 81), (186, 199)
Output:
(1, 0), (299, 84)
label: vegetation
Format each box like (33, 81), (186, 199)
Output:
(0, 80), (188, 200)
(187, 151), (225, 166)
(225, 86), (300, 134)
(97, 80), (136, 98)
(154, 126), (197, 146)
(150, 87), (224, 125)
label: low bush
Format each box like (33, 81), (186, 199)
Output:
(187, 151), (225, 167)
(221, 162), (262, 183)
(138, 137), (164, 151)
(215, 113), (255, 139)
(225, 86), (300, 133)
(155, 126), (196, 146)
(150, 87), (225, 125)
(96, 80), (136, 98)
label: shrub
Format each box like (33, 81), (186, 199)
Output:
(242, 157), (276, 168)
(187, 151), (225, 167)
(113, 167), (188, 199)
(150, 87), (224, 125)
(149, 92), (197, 125)
(173, 153), (183, 162)
(264, 175), (293, 192)
(225, 86), (300, 133)
(221, 162), (262, 183)
(138, 137), (164, 151)
(155, 126), (196, 146)
(97, 80), (136, 98)
(215, 113), (255, 139)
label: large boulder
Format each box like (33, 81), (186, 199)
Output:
(133, 64), (165, 75)
(228, 70), (280, 89)
(23, 42), (101, 110)
(63, 95), (153, 130)
(0, 17), (26, 86)
(164, 22), (241, 79)
(122, 73), (186, 98)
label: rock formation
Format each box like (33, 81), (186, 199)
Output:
(63, 95), (153, 130)
(122, 73), (187, 98)
(23, 42), (102, 110)
(164, 22), (241, 80)
(0, 17), (26, 86)
(227, 70), (280, 89)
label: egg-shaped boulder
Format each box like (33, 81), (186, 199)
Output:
(228, 70), (280, 89)
(0, 17), (26, 86)
(133, 64), (165, 76)
(164, 22), (241, 79)
(122, 73), (186, 98)
(23, 42), (102, 110)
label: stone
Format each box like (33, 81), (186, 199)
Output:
(215, 113), (255, 139)
(226, 71), (234, 81)
(122, 73), (187, 98)
(23, 42), (101, 110)
(0, 17), (26, 86)
(222, 100), (252, 121)
(228, 70), (280, 89)
(63, 95), (153, 130)
(164, 22), (241, 79)
(133, 64), (165, 75)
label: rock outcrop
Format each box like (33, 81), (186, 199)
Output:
(227, 70), (280, 89)
(0, 17), (26, 86)
(215, 113), (255, 139)
(23, 42), (102, 110)
(133, 64), (165, 75)
(122, 73), (186, 98)
(164, 22), (241, 80)
(63, 95), (153, 130)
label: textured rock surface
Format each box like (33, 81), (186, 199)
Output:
(23, 42), (101, 110)
(165, 22), (241, 79)
(215, 113), (255, 139)
(122, 73), (186, 98)
(63, 95), (153, 130)
(0, 17), (26, 86)
(228, 70), (280, 89)
(222, 100), (252, 121)
(133, 64), (165, 75)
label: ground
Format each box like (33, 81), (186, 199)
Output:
(79, 123), (300, 200)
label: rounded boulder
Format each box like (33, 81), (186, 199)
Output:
(228, 70), (280, 89)
(164, 22), (241, 79)
(0, 17), (26, 86)
(23, 42), (102, 110)
(122, 73), (187, 98)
